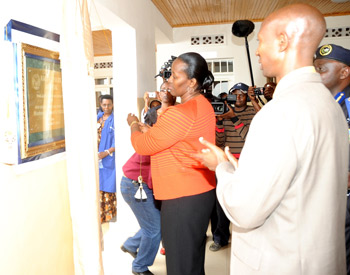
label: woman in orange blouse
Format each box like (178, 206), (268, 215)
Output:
(127, 52), (216, 275)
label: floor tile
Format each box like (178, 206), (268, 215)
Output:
(102, 221), (230, 274)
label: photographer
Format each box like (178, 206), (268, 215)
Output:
(140, 91), (161, 123)
(215, 82), (256, 156)
(140, 56), (176, 124)
(248, 82), (276, 113)
(120, 81), (176, 275)
(210, 82), (256, 252)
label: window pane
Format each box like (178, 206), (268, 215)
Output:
(228, 61), (233, 72)
(207, 62), (212, 72)
(214, 62), (220, 73)
(95, 78), (108, 85)
(221, 61), (227, 72)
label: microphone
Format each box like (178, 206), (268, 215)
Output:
(232, 20), (255, 38)
(231, 20), (256, 87)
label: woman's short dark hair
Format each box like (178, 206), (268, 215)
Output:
(150, 99), (161, 108)
(101, 94), (113, 103)
(177, 52), (214, 91)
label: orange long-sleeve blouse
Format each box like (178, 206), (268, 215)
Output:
(131, 94), (216, 200)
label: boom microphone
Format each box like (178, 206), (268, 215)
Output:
(231, 20), (255, 87)
(232, 20), (255, 38)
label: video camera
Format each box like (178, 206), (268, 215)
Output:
(254, 87), (265, 96)
(211, 94), (237, 115)
(154, 56), (177, 80)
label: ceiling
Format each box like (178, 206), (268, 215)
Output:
(93, 29), (112, 56)
(151, 0), (350, 27)
(92, 0), (350, 56)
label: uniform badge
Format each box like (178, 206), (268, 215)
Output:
(319, 44), (332, 56)
(335, 92), (345, 103)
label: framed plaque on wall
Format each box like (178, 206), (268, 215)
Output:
(16, 43), (65, 163)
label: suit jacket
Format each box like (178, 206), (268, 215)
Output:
(216, 67), (348, 275)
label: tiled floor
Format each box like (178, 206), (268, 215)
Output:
(102, 221), (230, 274)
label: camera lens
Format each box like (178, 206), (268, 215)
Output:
(211, 102), (225, 114)
(254, 87), (264, 95)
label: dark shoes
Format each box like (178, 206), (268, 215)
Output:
(120, 245), (137, 258)
(209, 242), (222, 252)
(132, 270), (154, 275)
(122, 246), (152, 274)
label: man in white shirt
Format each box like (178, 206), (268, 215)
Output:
(195, 3), (348, 275)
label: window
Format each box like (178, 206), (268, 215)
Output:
(95, 78), (108, 85)
(207, 59), (234, 74)
(206, 58), (234, 97)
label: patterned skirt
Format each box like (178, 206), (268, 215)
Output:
(100, 191), (117, 223)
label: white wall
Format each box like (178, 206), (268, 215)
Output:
(156, 22), (262, 90)
(322, 15), (350, 48)
(0, 0), (172, 272)
(90, 0), (174, 237)
(0, 156), (74, 275)
(156, 15), (350, 90)
(0, 1), (74, 274)
(1, 1), (349, 273)
(0, 0), (173, 272)
(93, 0), (173, 97)
(94, 56), (113, 78)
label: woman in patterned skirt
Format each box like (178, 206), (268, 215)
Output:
(97, 94), (116, 223)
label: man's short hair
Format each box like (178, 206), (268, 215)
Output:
(101, 94), (113, 103)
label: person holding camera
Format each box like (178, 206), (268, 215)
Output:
(140, 91), (161, 123)
(120, 81), (176, 275)
(215, 82), (256, 158)
(247, 82), (276, 113)
(127, 52), (216, 275)
(143, 85), (177, 129)
(210, 82), (256, 252)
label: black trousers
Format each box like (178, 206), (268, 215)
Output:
(161, 189), (216, 275)
(210, 196), (230, 246)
